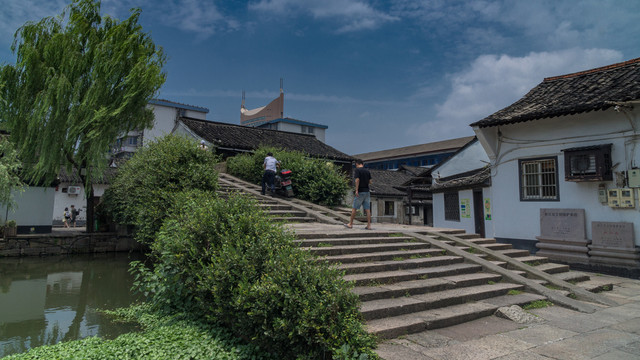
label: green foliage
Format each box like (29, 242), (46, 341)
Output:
(507, 289), (523, 295)
(0, 0), (165, 191)
(0, 138), (24, 211)
(100, 135), (219, 244)
(133, 190), (378, 359)
(227, 146), (349, 206)
(6, 305), (265, 360)
(522, 300), (553, 310)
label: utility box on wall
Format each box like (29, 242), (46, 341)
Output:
(629, 169), (640, 188)
(608, 188), (635, 208)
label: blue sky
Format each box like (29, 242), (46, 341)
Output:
(2, 0), (640, 155)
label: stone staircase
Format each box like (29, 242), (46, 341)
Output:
(217, 173), (615, 340)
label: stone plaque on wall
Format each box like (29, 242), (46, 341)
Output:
(536, 208), (589, 263)
(539, 208), (586, 240)
(592, 222), (635, 249)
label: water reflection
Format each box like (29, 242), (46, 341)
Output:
(0, 253), (144, 357)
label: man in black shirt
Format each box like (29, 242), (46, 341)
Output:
(345, 159), (373, 229)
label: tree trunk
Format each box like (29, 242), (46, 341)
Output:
(86, 185), (95, 233)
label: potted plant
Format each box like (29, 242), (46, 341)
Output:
(4, 220), (17, 237)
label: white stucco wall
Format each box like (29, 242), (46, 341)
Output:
(433, 188), (494, 236)
(475, 107), (640, 245)
(1, 187), (55, 230)
(145, 105), (177, 144)
(52, 184), (108, 224)
(432, 140), (487, 179)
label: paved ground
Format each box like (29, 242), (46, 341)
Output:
(289, 223), (640, 360)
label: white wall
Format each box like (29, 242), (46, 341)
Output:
(476, 107), (640, 245)
(433, 140), (488, 179)
(1, 187), (55, 230)
(145, 105), (177, 144)
(52, 183), (108, 224)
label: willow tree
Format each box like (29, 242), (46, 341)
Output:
(0, 0), (166, 232)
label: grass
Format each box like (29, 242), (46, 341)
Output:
(419, 274), (429, 280)
(544, 284), (562, 290)
(392, 256), (404, 261)
(410, 254), (431, 259)
(601, 284), (612, 291)
(507, 289), (523, 295)
(465, 247), (477, 254)
(523, 261), (542, 266)
(523, 300), (553, 310)
(389, 233), (405, 237)
(487, 281), (496, 285)
(316, 242), (333, 248)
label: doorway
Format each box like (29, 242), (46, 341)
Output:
(473, 190), (485, 238)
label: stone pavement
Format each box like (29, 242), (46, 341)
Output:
(288, 222), (640, 360)
(375, 273), (640, 360)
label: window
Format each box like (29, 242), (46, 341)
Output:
(384, 201), (395, 216)
(128, 136), (138, 146)
(563, 144), (612, 181)
(519, 157), (559, 201)
(444, 192), (460, 221)
(405, 206), (419, 215)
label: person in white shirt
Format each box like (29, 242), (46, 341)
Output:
(261, 152), (280, 195)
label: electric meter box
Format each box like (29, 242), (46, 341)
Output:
(608, 188), (635, 208)
(630, 169), (640, 188)
(598, 188), (608, 203)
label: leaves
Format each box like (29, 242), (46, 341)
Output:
(0, 0), (166, 191)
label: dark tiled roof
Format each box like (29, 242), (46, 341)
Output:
(369, 169), (415, 196)
(471, 58), (640, 128)
(353, 136), (475, 161)
(149, 99), (210, 113)
(58, 167), (118, 184)
(180, 117), (353, 161)
(430, 167), (491, 192)
(398, 165), (431, 177)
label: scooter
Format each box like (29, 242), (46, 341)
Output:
(274, 169), (295, 197)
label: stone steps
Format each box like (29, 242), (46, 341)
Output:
(295, 236), (416, 247)
(365, 292), (545, 340)
(318, 248), (443, 264)
(338, 255), (466, 275)
(304, 242), (431, 256)
(361, 282), (525, 321)
(343, 263), (483, 286)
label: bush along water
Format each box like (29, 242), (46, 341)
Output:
(133, 190), (378, 359)
(100, 134), (220, 245)
(226, 146), (349, 207)
(99, 136), (377, 359)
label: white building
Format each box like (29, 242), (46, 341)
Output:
(430, 138), (491, 238)
(111, 99), (209, 159)
(52, 99), (209, 226)
(470, 58), (640, 271)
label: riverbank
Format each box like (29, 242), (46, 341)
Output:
(0, 227), (140, 257)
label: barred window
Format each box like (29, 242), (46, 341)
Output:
(444, 192), (460, 221)
(519, 157), (559, 201)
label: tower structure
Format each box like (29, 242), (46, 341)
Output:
(240, 79), (284, 126)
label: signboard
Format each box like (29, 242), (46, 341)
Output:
(460, 199), (471, 218)
(484, 198), (491, 220)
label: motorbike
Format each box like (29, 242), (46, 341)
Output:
(274, 169), (295, 197)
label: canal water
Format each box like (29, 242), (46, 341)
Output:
(0, 252), (144, 357)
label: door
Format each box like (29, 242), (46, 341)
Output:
(473, 190), (485, 238)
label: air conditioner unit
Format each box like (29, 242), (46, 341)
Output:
(68, 186), (81, 195)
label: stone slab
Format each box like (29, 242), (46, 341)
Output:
(539, 208), (586, 240)
(592, 221), (635, 250)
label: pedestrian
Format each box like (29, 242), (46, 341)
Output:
(198, 140), (208, 150)
(63, 207), (70, 228)
(345, 159), (373, 230)
(70, 205), (80, 228)
(261, 152), (280, 195)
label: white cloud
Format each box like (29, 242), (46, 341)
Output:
(158, 0), (238, 39)
(0, 0), (68, 46)
(408, 48), (624, 142)
(249, 0), (398, 33)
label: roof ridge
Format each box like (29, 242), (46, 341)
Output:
(544, 57), (640, 81)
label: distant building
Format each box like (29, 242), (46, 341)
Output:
(110, 99), (209, 159)
(240, 83), (328, 142)
(353, 136), (475, 170)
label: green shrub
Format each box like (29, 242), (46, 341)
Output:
(100, 135), (220, 244)
(227, 146), (349, 206)
(133, 190), (377, 359)
(5, 305), (265, 360)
